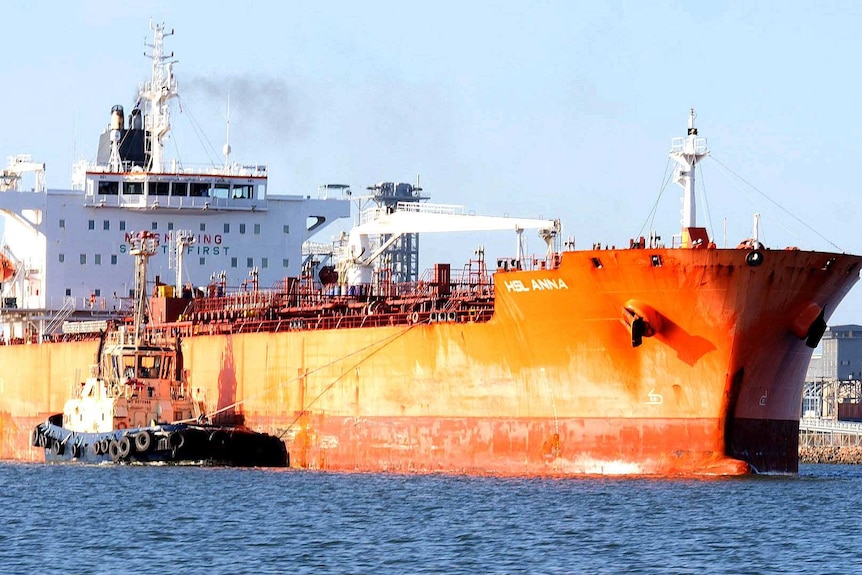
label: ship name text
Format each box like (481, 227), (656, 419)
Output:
(119, 233), (230, 256)
(503, 278), (569, 293)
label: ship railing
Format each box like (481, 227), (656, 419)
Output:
(670, 135), (708, 155)
(83, 161), (268, 178)
(83, 193), (267, 212)
(395, 202), (464, 215)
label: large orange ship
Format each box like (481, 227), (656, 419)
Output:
(1, 24), (860, 475)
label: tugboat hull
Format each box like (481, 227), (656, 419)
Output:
(32, 419), (288, 467)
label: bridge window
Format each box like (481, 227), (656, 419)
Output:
(98, 181), (119, 195)
(172, 182), (189, 197)
(213, 183), (230, 198)
(233, 184), (253, 199)
(153, 181), (170, 196)
(124, 181), (144, 195)
(190, 183), (209, 197)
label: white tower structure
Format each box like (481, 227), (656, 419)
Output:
(669, 109), (709, 232)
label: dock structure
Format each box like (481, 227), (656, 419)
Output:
(799, 417), (862, 448)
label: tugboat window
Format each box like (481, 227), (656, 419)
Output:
(138, 355), (161, 379)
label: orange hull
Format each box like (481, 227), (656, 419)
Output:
(2, 247), (860, 475)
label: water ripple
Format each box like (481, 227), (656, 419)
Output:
(2, 463), (862, 574)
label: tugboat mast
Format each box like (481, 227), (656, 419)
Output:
(128, 231), (160, 343)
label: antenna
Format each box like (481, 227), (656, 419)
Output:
(223, 90), (232, 169)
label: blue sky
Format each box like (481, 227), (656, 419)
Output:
(4, 1), (862, 322)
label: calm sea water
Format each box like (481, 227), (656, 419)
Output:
(1, 463), (860, 575)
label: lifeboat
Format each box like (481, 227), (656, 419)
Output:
(0, 253), (14, 282)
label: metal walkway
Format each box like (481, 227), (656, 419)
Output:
(799, 417), (862, 447)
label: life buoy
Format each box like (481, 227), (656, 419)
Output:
(410, 312), (419, 324)
(117, 421), (127, 430)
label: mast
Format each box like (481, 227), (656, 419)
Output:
(128, 231), (160, 343)
(141, 21), (178, 173)
(669, 109), (709, 231)
(174, 230), (196, 294)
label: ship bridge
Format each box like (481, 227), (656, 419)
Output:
(81, 167), (270, 212)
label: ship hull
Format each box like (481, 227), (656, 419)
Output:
(2, 247), (860, 475)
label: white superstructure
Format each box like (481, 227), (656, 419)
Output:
(0, 22), (349, 339)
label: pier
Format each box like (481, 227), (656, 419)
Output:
(799, 417), (862, 464)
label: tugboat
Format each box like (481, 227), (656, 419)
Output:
(30, 231), (288, 467)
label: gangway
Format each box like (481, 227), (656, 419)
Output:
(43, 297), (77, 336)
